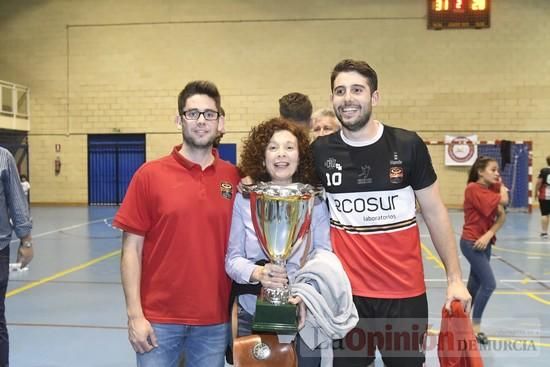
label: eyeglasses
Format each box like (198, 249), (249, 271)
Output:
(181, 109), (220, 121)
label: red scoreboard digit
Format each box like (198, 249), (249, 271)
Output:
(428, 0), (491, 29)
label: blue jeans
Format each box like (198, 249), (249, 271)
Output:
(460, 238), (496, 325)
(0, 246), (9, 367)
(136, 322), (229, 367)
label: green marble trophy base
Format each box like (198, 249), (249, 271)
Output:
(252, 298), (297, 335)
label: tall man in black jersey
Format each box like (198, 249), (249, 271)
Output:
(311, 59), (471, 367)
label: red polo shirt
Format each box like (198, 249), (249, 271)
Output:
(113, 145), (240, 325)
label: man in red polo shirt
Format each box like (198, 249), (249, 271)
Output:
(113, 80), (240, 367)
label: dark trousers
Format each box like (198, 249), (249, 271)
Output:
(333, 293), (428, 367)
(0, 245), (10, 366)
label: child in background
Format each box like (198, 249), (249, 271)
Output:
(20, 174), (30, 198)
(460, 156), (509, 344)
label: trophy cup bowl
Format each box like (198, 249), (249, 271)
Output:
(245, 182), (320, 334)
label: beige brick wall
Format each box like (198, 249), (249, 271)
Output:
(0, 0), (548, 205)
(27, 134), (87, 204)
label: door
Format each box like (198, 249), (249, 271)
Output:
(88, 134), (145, 205)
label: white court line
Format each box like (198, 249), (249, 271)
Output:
(421, 232), (549, 243)
(9, 217), (114, 244)
(421, 235), (550, 245)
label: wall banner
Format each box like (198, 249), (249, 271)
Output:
(444, 135), (478, 166)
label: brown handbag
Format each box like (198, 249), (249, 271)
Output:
(233, 333), (297, 367)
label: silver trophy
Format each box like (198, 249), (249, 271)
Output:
(245, 182), (321, 333)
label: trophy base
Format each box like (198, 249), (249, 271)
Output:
(252, 298), (297, 335)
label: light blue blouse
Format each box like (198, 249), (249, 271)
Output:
(225, 192), (332, 315)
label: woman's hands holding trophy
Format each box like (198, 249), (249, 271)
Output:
(251, 263), (288, 289)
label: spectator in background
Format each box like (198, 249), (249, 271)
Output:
(0, 147), (34, 365)
(279, 92), (313, 127)
(20, 174), (30, 200)
(310, 108), (341, 139)
(535, 155), (550, 239)
(460, 156), (508, 344)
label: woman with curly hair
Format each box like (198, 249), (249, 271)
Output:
(225, 117), (332, 366)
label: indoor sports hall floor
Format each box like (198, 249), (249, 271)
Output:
(5, 206), (549, 366)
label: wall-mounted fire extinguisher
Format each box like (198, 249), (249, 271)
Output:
(54, 156), (62, 175)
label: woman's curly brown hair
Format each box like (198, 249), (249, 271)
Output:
(239, 117), (318, 185)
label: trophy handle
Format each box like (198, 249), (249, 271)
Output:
(250, 192), (269, 253)
(295, 204), (312, 243)
(291, 194), (314, 253)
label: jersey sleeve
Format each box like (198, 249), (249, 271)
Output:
(112, 165), (152, 236)
(410, 133), (437, 190)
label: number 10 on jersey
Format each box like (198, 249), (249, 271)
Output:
(326, 172), (342, 186)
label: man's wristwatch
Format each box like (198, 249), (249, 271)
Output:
(20, 241), (32, 248)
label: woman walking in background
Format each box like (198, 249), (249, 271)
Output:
(460, 156), (508, 345)
(534, 155), (550, 238)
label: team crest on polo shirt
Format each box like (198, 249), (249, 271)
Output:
(220, 182), (233, 199)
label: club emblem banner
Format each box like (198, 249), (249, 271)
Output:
(444, 135), (478, 166)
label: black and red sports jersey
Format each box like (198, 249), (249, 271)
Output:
(538, 167), (550, 200)
(312, 124), (437, 298)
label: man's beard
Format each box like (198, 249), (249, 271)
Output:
(183, 131), (216, 149)
(337, 109), (372, 132)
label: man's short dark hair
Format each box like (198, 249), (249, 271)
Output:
(331, 59), (378, 94)
(178, 80), (221, 115)
(278, 92), (313, 125)
(546, 155), (550, 166)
